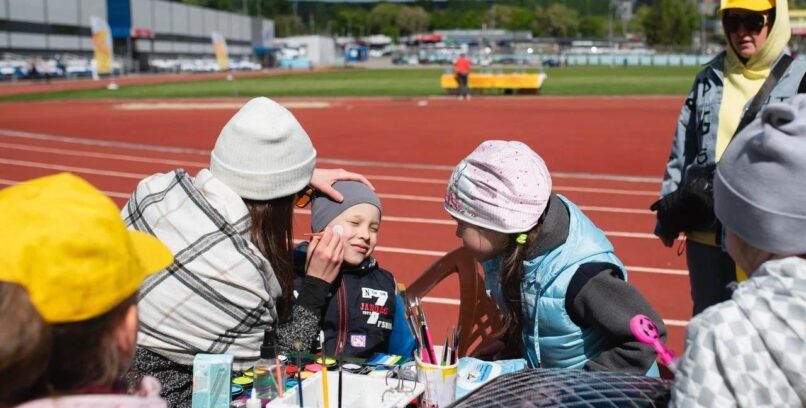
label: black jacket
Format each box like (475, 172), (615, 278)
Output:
(293, 242), (397, 358)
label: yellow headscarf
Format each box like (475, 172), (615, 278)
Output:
(716, 0), (790, 161)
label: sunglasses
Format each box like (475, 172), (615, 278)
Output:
(295, 185), (315, 208)
(722, 12), (769, 33)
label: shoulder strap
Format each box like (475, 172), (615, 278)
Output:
(799, 69), (806, 94)
(734, 54), (793, 136)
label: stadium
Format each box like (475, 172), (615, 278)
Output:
(2, 0), (805, 407)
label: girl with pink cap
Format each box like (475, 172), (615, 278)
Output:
(444, 140), (665, 375)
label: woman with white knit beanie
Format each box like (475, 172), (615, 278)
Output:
(122, 97), (372, 407)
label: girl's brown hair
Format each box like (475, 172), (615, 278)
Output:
(244, 195), (296, 321)
(0, 281), (137, 406)
(0, 282), (50, 406)
(493, 209), (548, 352)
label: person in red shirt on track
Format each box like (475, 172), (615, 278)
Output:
(454, 53), (472, 100)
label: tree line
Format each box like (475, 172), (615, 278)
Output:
(177, 0), (806, 47)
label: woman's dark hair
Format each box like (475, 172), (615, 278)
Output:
(244, 195), (296, 321)
(494, 208), (548, 350)
(0, 281), (137, 406)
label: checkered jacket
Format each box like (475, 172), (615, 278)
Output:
(671, 257), (806, 407)
(122, 169), (283, 370)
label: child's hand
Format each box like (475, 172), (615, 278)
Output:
(305, 229), (344, 284)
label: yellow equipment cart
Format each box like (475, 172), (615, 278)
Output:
(440, 72), (547, 95)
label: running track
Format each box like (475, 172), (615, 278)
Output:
(0, 96), (692, 354)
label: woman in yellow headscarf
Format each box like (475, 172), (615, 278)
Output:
(653, 0), (806, 315)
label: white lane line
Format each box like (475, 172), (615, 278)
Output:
(0, 158), (147, 179)
(0, 157), (649, 213)
(628, 266), (689, 276)
(606, 231), (659, 239)
(378, 193), (443, 203)
(115, 101), (332, 110)
(0, 128), (210, 155)
(0, 141), (208, 168)
(0, 156), (659, 202)
(379, 193), (654, 215)
(296, 209), (665, 239)
(663, 319), (689, 327)
(555, 186), (658, 197)
(0, 172), (660, 238)
(369, 174), (658, 196)
(552, 171), (660, 184)
(0, 129), (661, 184)
(421, 297), (461, 306)
(577, 205), (652, 215)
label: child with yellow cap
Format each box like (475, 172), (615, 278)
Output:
(0, 173), (173, 407)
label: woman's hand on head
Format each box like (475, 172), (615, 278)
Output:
(305, 230), (344, 284)
(311, 168), (375, 202)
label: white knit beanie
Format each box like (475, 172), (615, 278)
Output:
(210, 97), (317, 200)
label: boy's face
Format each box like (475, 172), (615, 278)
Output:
(327, 203), (380, 266)
(453, 218), (508, 262)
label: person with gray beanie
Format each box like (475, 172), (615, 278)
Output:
(121, 97), (374, 407)
(671, 95), (806, 407)
(291, 181), (416, 357)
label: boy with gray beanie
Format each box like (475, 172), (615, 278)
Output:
(292, 181), (415, 357)
(671, 95), (806, 407)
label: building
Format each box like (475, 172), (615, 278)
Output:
(0, 0), (274, 70)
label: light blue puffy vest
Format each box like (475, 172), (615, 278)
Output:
(484, 195), (659, 376)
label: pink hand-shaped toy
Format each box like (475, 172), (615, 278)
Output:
(630, 314), (676, 366)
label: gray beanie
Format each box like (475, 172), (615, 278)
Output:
(311, 181), (382, 233)
(714, 94), (806, 255)
(210, 97), (317, 200)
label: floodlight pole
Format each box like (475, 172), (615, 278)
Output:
(700, 0), (707, 54)
(608, 0), (614, 47)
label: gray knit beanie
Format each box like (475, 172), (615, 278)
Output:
(210, 97), (317, 200)
(714, 94), (806, 255)
(311, 181), (382, 233)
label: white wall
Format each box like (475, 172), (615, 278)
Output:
(78, 0), (106, 28)
(49, 35), (81, 50)
(9, 0), (45, 23)
(188, 6), (204, 36)
(2, 0), (264, 56)
(47, 0), (79, 25)
(10, 33), (47, 48)
(131, 0), (153, 30)
(170, 2), (188, 34)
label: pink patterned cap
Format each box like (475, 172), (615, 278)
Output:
(444, 140), (552, 233)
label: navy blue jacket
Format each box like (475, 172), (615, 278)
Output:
(293, 242), (397, 357)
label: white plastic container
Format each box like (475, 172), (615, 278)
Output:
(266, 371), (423, 408)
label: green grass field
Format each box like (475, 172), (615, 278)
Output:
(0, 66), (701, 101)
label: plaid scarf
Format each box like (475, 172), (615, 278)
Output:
(123, 169), (282, 369)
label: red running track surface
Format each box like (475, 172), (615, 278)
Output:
(0, 95), (692, 355)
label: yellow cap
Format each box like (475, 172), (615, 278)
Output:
(721, 0), (775, 11)
(0, 173), (173, 323)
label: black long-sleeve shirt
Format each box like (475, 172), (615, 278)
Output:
(566, 262), (667, 374)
